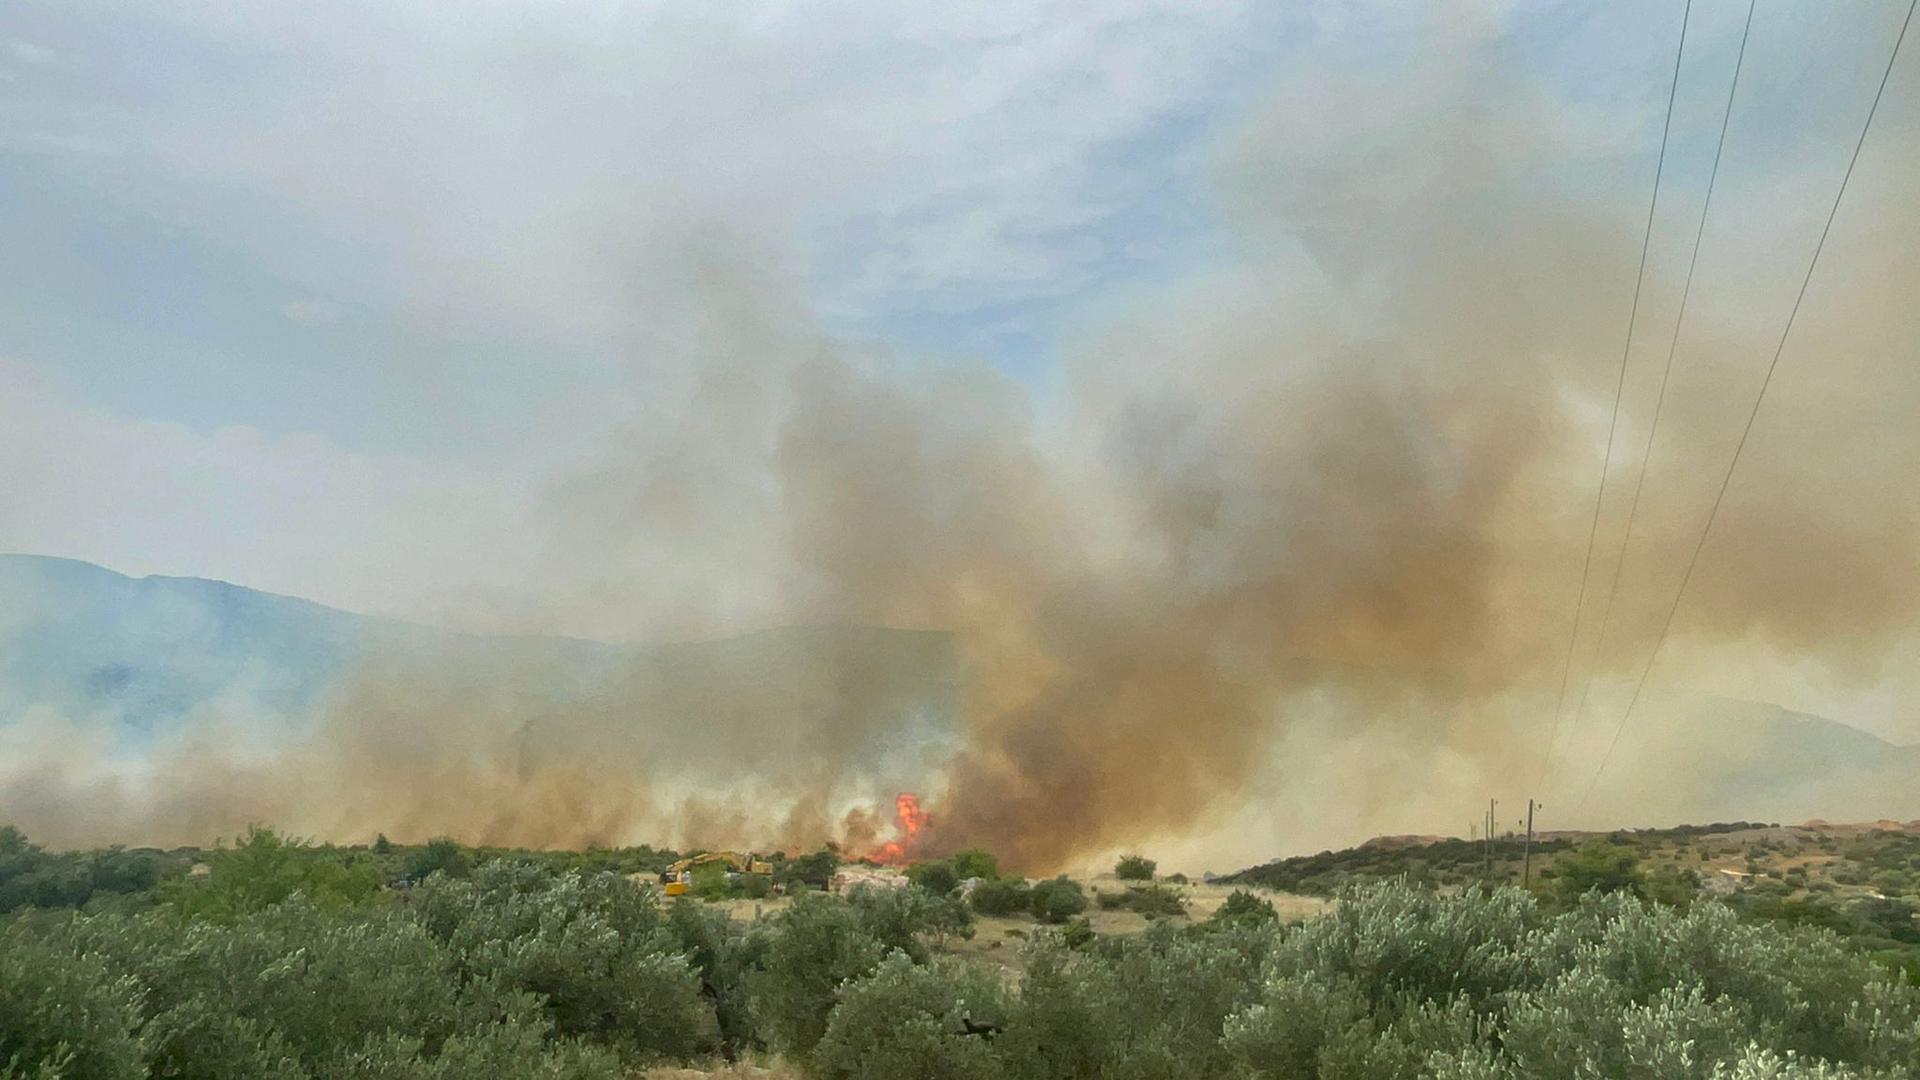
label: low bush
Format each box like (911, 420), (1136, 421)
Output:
(167, 826), (380, 920)
(1029, 877), (1089, 924)
(1060, 917), (1097, 950)
(1096, 884), (1187, 918)
(968, 877), (1032, 917)
(1209, 889), (1278, 926)
(39, 895), (640, 1078)
(663, 898), (769, 1056)
(1114, 855), (1156, 881)
(950, 849), (1000, 881)
(0, 917), (147, 1080)
(0, 827), (173, 915)
(5, 829), (1918, 1080)
(815, 954), (1012, 1080)
(906, 860), (961, 896)
(412, 862), (716, 1060)
(748, 893), (888, 1059)
(824, 880), (1920, 1078)
(407, 837), (472, 881)
(773, 849), (838, 892)
(845, 883), (974, 955)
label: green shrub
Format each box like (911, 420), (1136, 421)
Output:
(1210, 889), (1278, 926)
(950, 849), (999, 881)
(1095, 884), (1187, 918)
(967, 878), (1032, 917)
(1708, 1046), (1870, 1078)
(1059, 917), (1096, 950)
(330, 1016), (628, 1079)
(8, 828), (1919, 1080)
(1277, 882), (1542, 1012)
(905, 860), (960, 896)
(1644, 865), (1703, 908)
(412, 863), (715, 1061)
(998, 937), (1127, 1077)
(1501, 970), (1751, 1079)
(814, 954), (1011, 1080)
(408, 837), (471, 881)
(65, 897), (506, 1077)
(1029, 877), (1088, 924)
(663, 899), (768, 1055)
(1221, 971), (1370, 1078)
(774, 849), (837, 892)
(169, 826), (380, 920)
(845, 884), (974, 954)
(0, 917), (147, 1080)
(748, 893), (888, 1058)
(1543, 841), (1645, 906)
(1082, 923), (1264, 1077)
(781, 880), (1920, 1079)
(1004, 929), (1267, 1078)
(0, 828), (170, 914)
(1115, 855), (1156, 881)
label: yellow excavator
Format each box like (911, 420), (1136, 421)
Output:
(659, 851), (774, 896)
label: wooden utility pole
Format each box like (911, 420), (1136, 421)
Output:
(1485, 798), (1496, 879)
(1522, 799), (1538, 888)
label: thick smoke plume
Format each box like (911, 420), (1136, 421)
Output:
(7, 17), (1920, 868)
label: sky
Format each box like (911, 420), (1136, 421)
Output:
(3, 0), (1918, 748)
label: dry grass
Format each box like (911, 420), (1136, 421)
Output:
(945, 877), (1328, 973)
(708, 896), (795, 922)
(699, 876), (1326, 929)
(1079, 874), (1330, 923)
(686, 873), (1327, 977)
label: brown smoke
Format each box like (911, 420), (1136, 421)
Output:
(9, 21), (1920, 867)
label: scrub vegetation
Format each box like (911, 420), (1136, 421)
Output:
(3, 823), (1918, 1078)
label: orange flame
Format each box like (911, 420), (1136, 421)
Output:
(868, 792), (927, 865)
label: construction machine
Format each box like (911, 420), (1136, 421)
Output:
(658, 851), (774, 896)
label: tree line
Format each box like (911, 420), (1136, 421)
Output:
(3, 825), (1919, 1078)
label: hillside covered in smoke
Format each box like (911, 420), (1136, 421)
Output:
(5, 554), (1917, 865)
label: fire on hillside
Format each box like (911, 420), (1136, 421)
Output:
(867, 792), (928, 865)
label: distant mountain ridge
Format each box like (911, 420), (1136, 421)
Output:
(1570, 688), (1920, 828)
(0, 553), (958, 743)
(0, 554), (378, 737)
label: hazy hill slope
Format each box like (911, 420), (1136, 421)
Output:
(3, 554), (1916, 836)
(0, 553), (958, 744)
(0, 554), (378, 736)
(1566, 689), (1920, 828)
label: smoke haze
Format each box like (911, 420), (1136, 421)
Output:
(3, 6), (1919, 869)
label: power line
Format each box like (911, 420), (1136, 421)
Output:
(1566, 0), (1757, 750)
(1538, 0), (1693, 785)
(1581, 0), (1918, 803)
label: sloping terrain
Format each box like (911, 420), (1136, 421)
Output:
(0, 552), (959, 745)
(4, 553), (1918, 846)
(1227, 818), (1920, 902)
